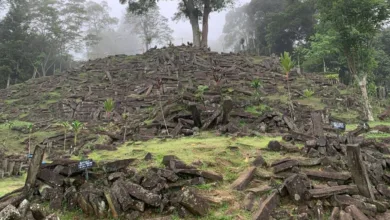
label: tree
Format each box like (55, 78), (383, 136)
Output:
(0, 0), (35, 88)
(120, 0), (232, 48)
(280, 51), (295, 119)
(317, 0), (390, 121)
(223, 0), (315, 55)
(84, 0), (118, 59)
(125, 5), (173, 50)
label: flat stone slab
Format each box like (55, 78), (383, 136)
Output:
(121, 181), (162, 207)
(175, 169), (223, 181)
(272, 160), (298, 173)
(252, 191), (279, 220)
(102, 159), (136, 173)
(230, 166), (256, 191)
(37, 169), (65, 187)
(303, 170), (351, 181)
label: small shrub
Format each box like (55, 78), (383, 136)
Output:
(303, 89), (315, 98)
(196, 85), (209, 101)
(104, 98), (115, 118)
(324, 73), (339, 80)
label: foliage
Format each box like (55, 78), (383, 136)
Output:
(324, 74), (339, 80)
(103, 98), (114, 117)
(280, 52), (294, 78)
(223, 0), (316, 55)
(61, 121), (71, 151)
(303, 89), (315, 98)
(195, 85), (209, 101)
(71, 120), (83, 146)
(250, 78), (262, 100)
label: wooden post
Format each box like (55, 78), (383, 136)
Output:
(346, 144), (375, 199)
(24, 146), (45, 194)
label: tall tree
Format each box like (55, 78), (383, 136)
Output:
(0, 0), (34, 88)
(84, 0), (118, 59)
(223, 0), (315, 55)
(120, 0), (232, 48)
(125, 5), (173, 51)
(317, 0), (390, 121)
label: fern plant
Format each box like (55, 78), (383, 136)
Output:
(71, 120), (84, 147)
(104, 98), (115, 119)
(303, 89), (315, 98)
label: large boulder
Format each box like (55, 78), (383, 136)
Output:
(0, 205), (22, 220)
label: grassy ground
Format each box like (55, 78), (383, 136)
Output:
(0, 120), (57, 154)
(0, 174), (26, 197)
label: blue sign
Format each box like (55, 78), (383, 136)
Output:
(27, 154), (33, 158)
(331, 121), (346, 131)
(78, 160), (93, 170)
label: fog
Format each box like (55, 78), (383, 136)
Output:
(82, 0), (249, 59)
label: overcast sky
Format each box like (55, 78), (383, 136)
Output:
(102, 0), (249, 45)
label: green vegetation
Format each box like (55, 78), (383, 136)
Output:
(250, 78), (262, 100)
(196, 85), (209, 101)
(71, 121), (84, 147)
(61, 122), (71, 151)
(27, 123), (33, 154)
(104, 98), (115, 119)
(245, 104), (271, 115)
(303, 88), (314, 98)
(0, 174), (26, 197)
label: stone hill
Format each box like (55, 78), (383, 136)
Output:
(0, 45), (366, 157)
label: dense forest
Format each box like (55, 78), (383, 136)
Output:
(0, 0), (173, 88)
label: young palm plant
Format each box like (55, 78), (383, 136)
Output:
(71, 120), (84, 147)
(104, 98), (114, 120)
(280, 51), (295, 119)
(251, 78), (262, 101)
(122, 112), (129, 142)
(61, 121), (71, 151)
(27, 123), (33, 154)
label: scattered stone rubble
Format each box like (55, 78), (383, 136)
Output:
(228, 111), (390, 220)
(0, 153), (223, 219)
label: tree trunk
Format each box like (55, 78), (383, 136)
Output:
(201, 0), (211, 48)
(355, 75), (374, 121)
(323, 58), (327, 72)
(6, 74), (10, 89)
(32, 68), (37, 79)
(185, 0), (201, 47)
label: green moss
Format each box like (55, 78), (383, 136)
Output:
(79, 72), (88, 78)
(245, 104), (272, 115)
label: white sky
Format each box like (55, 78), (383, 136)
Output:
(103, 0), (249, 45)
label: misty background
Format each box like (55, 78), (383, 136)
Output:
(81, 0), (248, 59)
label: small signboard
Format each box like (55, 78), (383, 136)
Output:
(78, 160), (94, 170)
(27, 154), (33, 159)
(78, 159), (94, 181)
(331, 121), (346, 131)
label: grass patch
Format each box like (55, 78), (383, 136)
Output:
(245, 104), (272, 115)
(81, 133), (285, 183)
(0, 174), (26, 197)
(0, 120), (57, 153)
(4, 99), (20, 105)
(296, 97), (326, 110)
